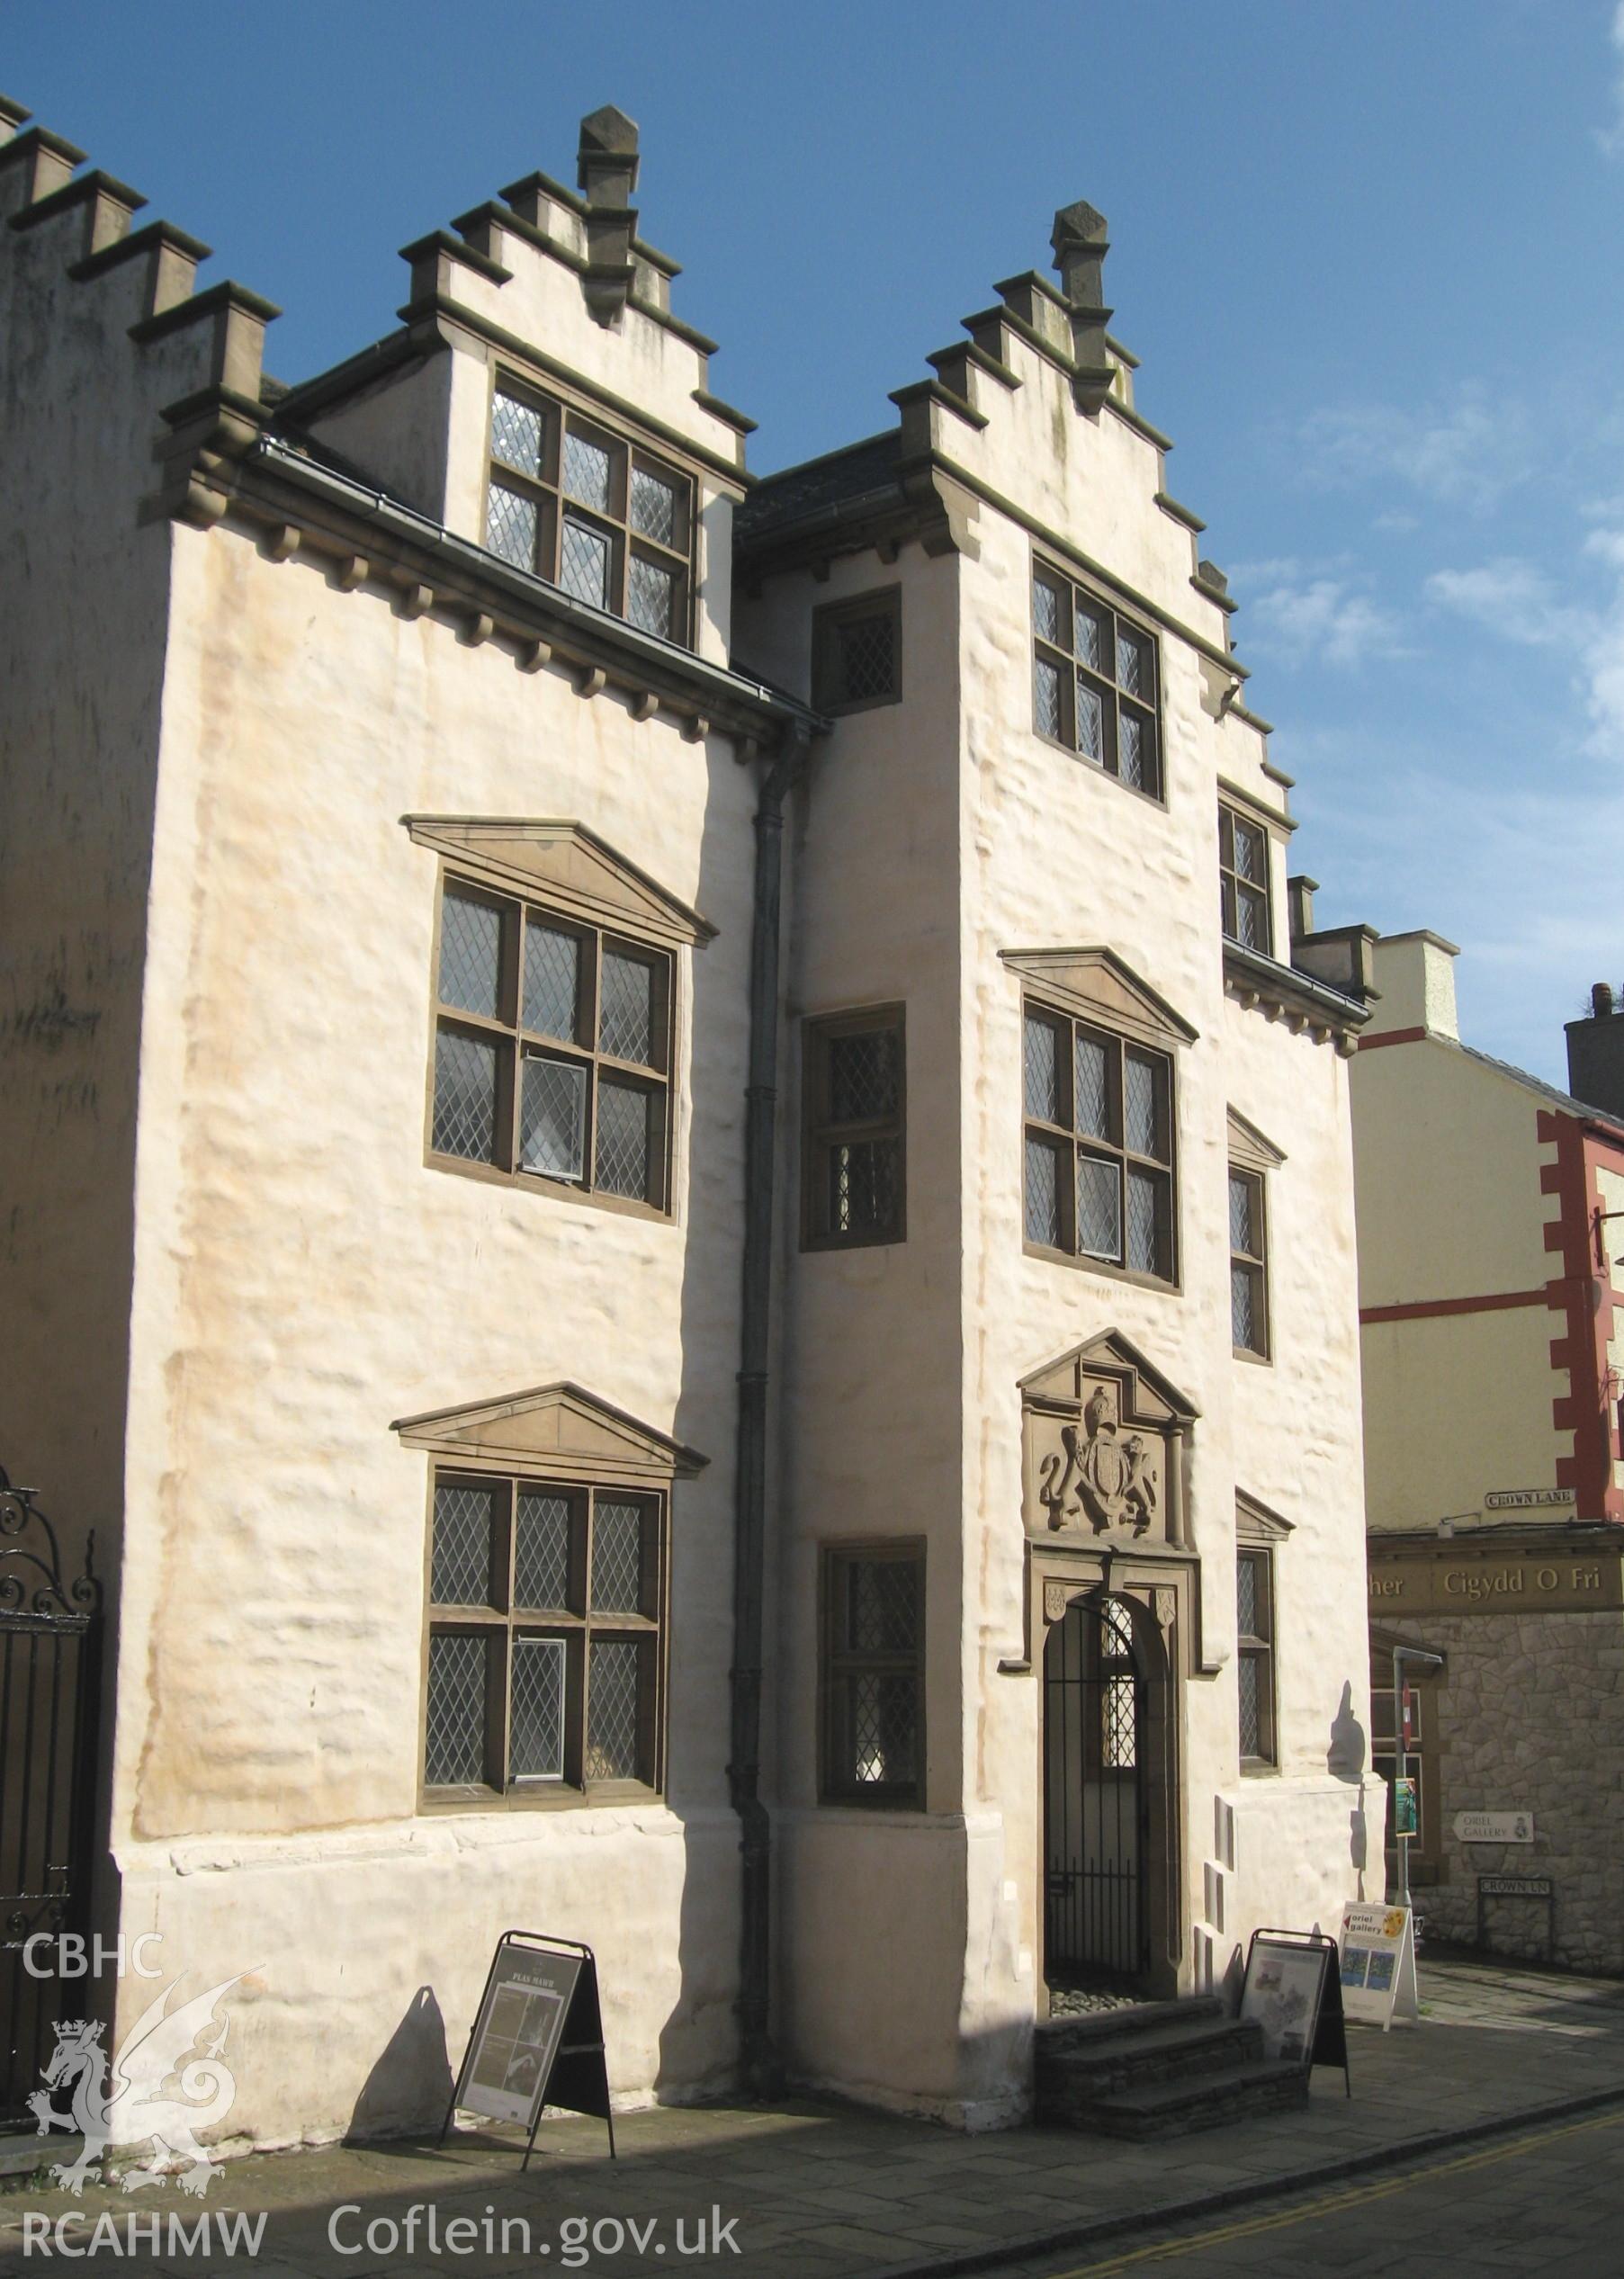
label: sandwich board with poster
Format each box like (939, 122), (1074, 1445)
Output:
(1338, 1902), (1419, 2029)
(1239, 1928), (1350, 2095)
(441, 1931), (615, 2167)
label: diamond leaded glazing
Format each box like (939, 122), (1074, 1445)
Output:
(1075, 1034), (1110, 1140)
(1117, 626), (1150, 698)
(1232, 1263), (1257, 1349)
(586, 1640), (642, 1781)
(1229, 1172), (1254, 1253)
(1103, 1672), (1137, 1768)
(1076, 677), (1106, 761)
(1075, 605), (1106, 672)
(426, 1633), (488, 1786)
(1238, 1655), (1262, 1758)
(525, 922), (579, 1042)
(1078, 1153), (1122, 1260)
(432, 1482), (497, 1605)
(1126, 1169), (1162, 1273)
(562, 427), (613, 511)
(560, 516), (610, 607)
(852, 1671), (917, 1785)
(433, 1027), (498, 1162)
(515, 1494), (572, 1610)
(830, 1137), (900, 1234)
(1033, 575), (1063, 644)
(595, 1080), (650, 1199)
(520, 1055), (588, 1180)
(439, 892), (502, 1018)
(509, 1637), (567, 1780)
(1035, 655), (1063, 739)
(630, 466), (677, 545)
(1025, 1135), (1062, 1247)
(598, 951), (654, 1065)
(1118, 711), (1146, 789)
(627, 555), (674, 638)
(849, 1558), (919, 1654)
(1125, 1053), (1162, 1159)
(485, 482), (538, 569)
(1237, 1553), (1260, 1637)
(829, 1027), (899, 1123)
(835, 612), (895, 704)
(1024, 1015), (1061, 1124)
(491, 392), (543, 479)
(591, 1501), (643, 1612)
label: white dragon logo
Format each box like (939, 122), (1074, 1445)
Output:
(27, 1974), (245, 2197)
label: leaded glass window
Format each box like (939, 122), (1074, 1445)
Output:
(822, 1547), (924, 1806)
(1032, 562), (1162, 799)
(803, 1008), (906, 1247)
(1230, 1166), (1269, 1356)
(425, 1472), (664, 1795)
(1219, 805), (1272, 954)
(812, 589), (902, 713)
(1236, 1548), (1276, 1765)
(429, 875), (671, 1213)
(483, 381), (692, 647)
(1022, 1003), (1175, 1281)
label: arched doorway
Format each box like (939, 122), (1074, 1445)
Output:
(1043, 1594), (1151, 1993)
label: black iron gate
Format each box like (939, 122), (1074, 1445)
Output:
(1044, 1595), (1149, 1990)
(0, 1467), (103, 2128)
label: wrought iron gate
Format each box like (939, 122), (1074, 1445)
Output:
(1044, 1596), (1149, 1989)
(0, 1467), (103, 2128)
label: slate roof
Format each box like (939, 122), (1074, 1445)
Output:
(735, 431), (902, 543)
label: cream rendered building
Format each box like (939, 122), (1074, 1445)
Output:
(1, 95), (1372, 2149)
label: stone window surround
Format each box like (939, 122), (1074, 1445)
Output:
(1030, 549), (1165, 806)
(1218, 797), (1273, 957)
(818, 1538), (927, 1811)
(800, 1002), (908, 1252)
(482, 368), (695, 650)
(1228, 1164), (1270, 1363)
(1234, 1493), (1291, 1776)
(420, 1464), (668, 1809)
(811, 585), (902, 716)
(1022, 993), (1180, 1291)
(427, 867), (676, 1219)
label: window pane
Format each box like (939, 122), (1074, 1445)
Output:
(519, 1054), (588, 1180)
(485, 481), (537, 569)
(426, 1633), (489, 1786)
(1117, 626), (1151, 698)
(1239, 885), (1267, 952)
(1102, 1673), (1136, 1769)
(1023, 1014), (1061, 1124)
(848, 1557), (920, 1653)
(628, 553), (676, 638)
(1229, 1171), (1254, 1255)
(591, 1500), (644, 1612)
(829, 1027), (899, 1123)
(599, 950), (655, 1065)
(515, 1493), (571, 1610)
(560, 515), (611, 607)
(850, 1671), (918, 1787)
(490, 392), (543, 479)
(1125, 1051), (1167, 1160)
(1025, 1134), (1063, 1247)
(432, 1480), (498, 1606)
(835, 611), (896, 704)
(1075, 1032), (1111, 1140)
(433, 1027), (499, 1162)
(1233, 1261), (1261, 1350)
(595, 1079), (652, 1199)
(830, 1137), (901, 1235)
(1237, 1554), (1260, 1637)
(1239, 1653), (1262, 1758)
(1036, 653), (1063, 739)
(509, 1637), (566, 1780)
(562, 426), (613, 511)
(630, 464), (677, 545)
(1234, 819), (1263, 884)
(1075, 604), (1106, 671)
(1118, 709), (1147, 789)
(1078, 1152), (1123, 1260)
(1033, 575), (1063, 645)
(524, 921), (580, 1042)
(586, 1638), (644, 1781)
(1126, 1167), (1164, 1274)
(1076, 675), (1105, 761)
(438, 890), (503, 1018)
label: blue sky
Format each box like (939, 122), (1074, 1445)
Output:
(9, 1), (1624, 1081)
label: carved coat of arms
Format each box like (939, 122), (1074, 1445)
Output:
(1038, 1384), (1159, 1537)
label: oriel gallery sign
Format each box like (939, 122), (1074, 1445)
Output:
(1368, 1538), (1624, 1616)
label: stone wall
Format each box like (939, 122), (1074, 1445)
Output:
(1383, 1610), (1624, 1974)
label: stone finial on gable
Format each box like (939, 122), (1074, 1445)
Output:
(578, 104), (640, 326)
(1051, 200), (1114, 414)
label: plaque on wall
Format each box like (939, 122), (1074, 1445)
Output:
(1021, 1333), (1195, 1551)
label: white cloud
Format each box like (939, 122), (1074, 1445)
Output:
(1424, 539), (1624, 760)
(1231, 558), (1406, 670)
(1424, 558), (1580, 647)
(1296, 386), (1533, 511)
(1596, 2), (1624, 157)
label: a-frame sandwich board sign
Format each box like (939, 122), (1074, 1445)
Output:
(441, 1930), (615, 2168)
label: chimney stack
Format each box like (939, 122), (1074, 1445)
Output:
(1050, 201), (1114, 413)
(1566, 983), (1624, 1120)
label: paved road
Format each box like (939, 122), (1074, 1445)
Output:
(991, 2104), (1624, 2279)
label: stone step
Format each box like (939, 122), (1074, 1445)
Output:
(1061, 2058), (1310, 2141)
(1035, 1995), (1225, 2057)
(1036, 2015), (1265, 2112)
